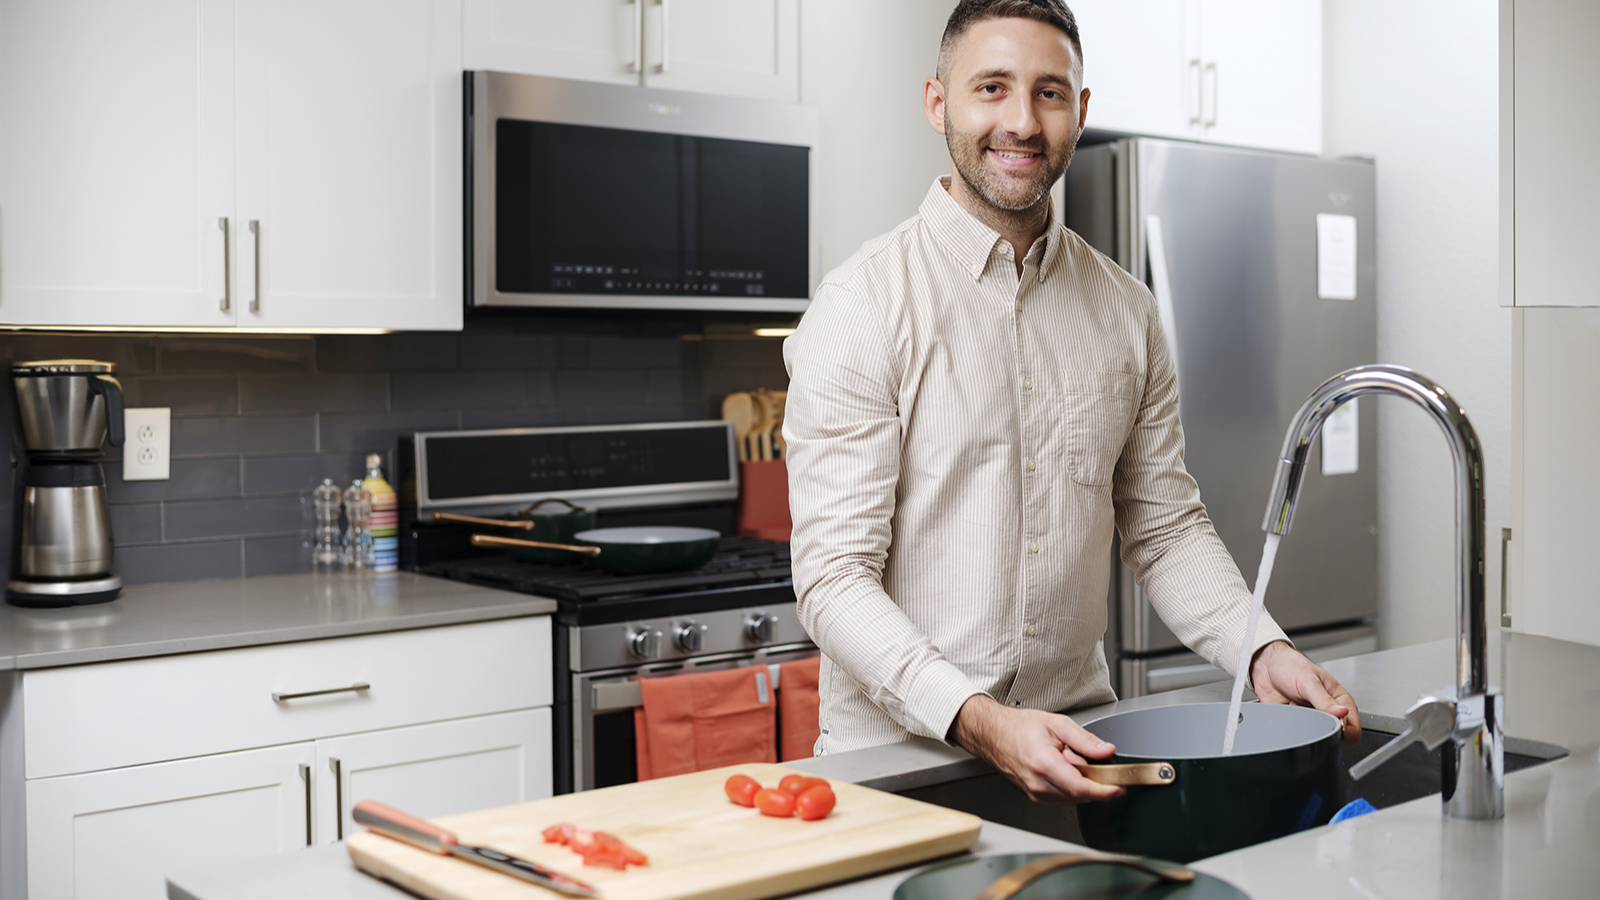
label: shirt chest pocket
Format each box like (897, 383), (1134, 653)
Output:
(1059, 370), (1141, 486)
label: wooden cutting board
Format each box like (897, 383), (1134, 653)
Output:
(347, 763), (982, 900)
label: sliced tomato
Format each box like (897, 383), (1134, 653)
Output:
(724, 774), (761, 807)
(754, 787), (797, 818)
(620, 843), (648, 866)
(579, 847), (629, 870)
(542, 823), (567, 843)
(796, 785), (837, 821)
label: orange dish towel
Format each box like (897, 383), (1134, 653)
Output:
(634, 666), (777, 781)
(778, 656), (822, 761)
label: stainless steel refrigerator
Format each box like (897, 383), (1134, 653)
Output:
(1060, 138), (1378, 697)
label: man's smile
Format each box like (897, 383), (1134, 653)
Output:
(986, 147), (1042, 168)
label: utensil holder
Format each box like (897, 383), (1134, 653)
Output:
(738, 459), (791, 541)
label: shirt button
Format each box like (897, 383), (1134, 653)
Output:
(1029, 539), (1040, 554)
(1026, 623), (1037, 637)
(1023, 377), (1033, 391)
(1015, 301), (1023, 313)
(1012, 700), (1023, 707)
(1027, 457), (1036, 472)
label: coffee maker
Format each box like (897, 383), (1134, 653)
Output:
(9, 359), (124, 606)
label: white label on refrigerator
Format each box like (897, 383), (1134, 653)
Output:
(1316, 213), (1358, 300)
(1321, 399), (1359, 475)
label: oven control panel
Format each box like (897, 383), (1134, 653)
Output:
(571, 605), (809, 672)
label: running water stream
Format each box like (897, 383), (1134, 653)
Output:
(1222, 532), (1282, 755)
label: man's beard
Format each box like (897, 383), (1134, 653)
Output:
(946, 119), (1077, 212)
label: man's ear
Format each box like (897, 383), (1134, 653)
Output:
(1078, 87), (1091, 133)
(923, 76), (948, 136)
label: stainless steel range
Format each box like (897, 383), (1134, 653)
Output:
(399, 421), (814, 794)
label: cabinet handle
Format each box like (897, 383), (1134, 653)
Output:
(330, 757), (344, 841)
(1204, 61), (1218, 128)
(218, 218), (232, 312)
(1188, 59), (1202, 125)
(655, 0), (669, 74)
(248, 219), (262, 312)
(272, 682), (370, 702)
(299, 763), (312, 847)
(1500, 527), (1513, 627)
(629, 0), (643, 73)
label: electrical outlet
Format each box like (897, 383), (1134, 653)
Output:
(123, 408), (171, 481)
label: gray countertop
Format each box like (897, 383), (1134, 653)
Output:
(166, 630), (1600, 900)
(0, 571), (556, 670)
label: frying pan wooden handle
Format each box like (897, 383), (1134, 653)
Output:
(971, 852), (1195, 900)
(1077, 762), (1176, 786)
(353, 800), (459, 855)
(432, 512), (535, 531)
(471, 533), (602, 557)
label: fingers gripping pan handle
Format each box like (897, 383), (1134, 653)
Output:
(972, 852), (1195, 900)
(353, 800), (459, 855)
(1078, 762), (1176, 786)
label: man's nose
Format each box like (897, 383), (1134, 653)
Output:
(1001, 94), (1041, 139)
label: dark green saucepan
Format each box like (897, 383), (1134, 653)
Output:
(1076, 702), (1344, 863)
(470, 526), (720, 576)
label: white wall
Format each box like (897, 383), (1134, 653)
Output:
(1322, 1), (1508, 649)
(800, 0), (953, 276)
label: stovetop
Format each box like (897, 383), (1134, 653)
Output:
(421, 535), (795, 627)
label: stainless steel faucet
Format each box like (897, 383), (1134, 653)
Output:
(1262, 364), (1502, 820)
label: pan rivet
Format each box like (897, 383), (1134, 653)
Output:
(1160, 765), (1174, 780)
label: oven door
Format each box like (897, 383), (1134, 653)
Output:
(573, 642), (816, 792)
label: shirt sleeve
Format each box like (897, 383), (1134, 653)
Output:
(1112, 294), (1290, 678)
(782, 281), (987, 742)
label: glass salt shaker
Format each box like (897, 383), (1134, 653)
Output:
(312, 478), (342, 568)
(342, 479), (374, 568)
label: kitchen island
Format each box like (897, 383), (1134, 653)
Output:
(164, 630), (1600, 899)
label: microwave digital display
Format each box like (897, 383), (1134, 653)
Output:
(494, 120), (809, 300)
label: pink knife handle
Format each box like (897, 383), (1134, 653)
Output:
(353, 800), (459, 854)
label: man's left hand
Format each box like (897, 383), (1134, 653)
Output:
(1249, 640), (1362, 744)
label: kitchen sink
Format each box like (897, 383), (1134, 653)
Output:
(1341, 729), (1569, 810)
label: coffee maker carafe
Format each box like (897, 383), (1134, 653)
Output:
(10, 359), (124, 606)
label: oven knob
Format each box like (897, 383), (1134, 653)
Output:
(674, 621), (708, 653)
(744, 613), (779, 644)
(629, 627), (663, 660)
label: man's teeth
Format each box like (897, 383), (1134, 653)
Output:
(992, 149), (1036, 159)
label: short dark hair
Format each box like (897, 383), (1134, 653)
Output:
(937, 0), (1082, 83)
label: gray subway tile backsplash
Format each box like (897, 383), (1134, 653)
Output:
(0, 322), (786, 588)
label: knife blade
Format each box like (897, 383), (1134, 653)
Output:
(353, 799), (599, 897)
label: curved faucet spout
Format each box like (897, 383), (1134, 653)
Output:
(1262, 364), (1499, 820)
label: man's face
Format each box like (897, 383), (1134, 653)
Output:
(926, 17), (1088, 213)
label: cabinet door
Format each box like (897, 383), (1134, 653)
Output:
(642, 0), (799, 102)
(235, 0), (463, 330)
(463, 0), (642, 84)
(25, 744), (313, 900)
(315, 708), (551, 844)
(1196, 0), (1321, 154)
(1071, 0), (1199, 140)
(0, 0), (237, 327)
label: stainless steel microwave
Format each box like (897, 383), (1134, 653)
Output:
(467, 71), (817, 313)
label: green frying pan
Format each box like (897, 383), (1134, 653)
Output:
(470, 526), (720, 576)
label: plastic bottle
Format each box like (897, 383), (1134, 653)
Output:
(362, 453), (398, 572)
(343, 480), (373, 568)
(312, 478), (343, 568)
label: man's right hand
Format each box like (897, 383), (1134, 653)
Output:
(950, 693), (1124, 804)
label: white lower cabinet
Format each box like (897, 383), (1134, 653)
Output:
(24, 744), (315, 900)
(316, 708), (552, 846)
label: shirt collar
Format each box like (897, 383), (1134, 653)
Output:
(919, 176), (1064, 283)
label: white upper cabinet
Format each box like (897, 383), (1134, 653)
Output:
(0, 0), (237, 328)
(1070, 0), (1320, 155)
(235, 0), (462, 330)
(0, 0), (463, 331)
(464, 0), (799, 101)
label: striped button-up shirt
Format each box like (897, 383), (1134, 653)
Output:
(782, 177), (1288, 754)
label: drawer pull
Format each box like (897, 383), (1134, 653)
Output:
(272, 682), (370, 702)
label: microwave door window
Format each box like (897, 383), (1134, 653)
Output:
(694, 139), (809, 299)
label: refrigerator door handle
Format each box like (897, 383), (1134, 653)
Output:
(1144, 215), (1181, 379)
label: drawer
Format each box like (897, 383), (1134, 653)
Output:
(24, 616), (551, 779)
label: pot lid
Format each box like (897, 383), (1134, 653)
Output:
(12, 359), (117, 374)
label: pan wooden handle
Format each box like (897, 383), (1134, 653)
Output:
(432, 512), (535, 531)
(471, 533), (601, 557)
(971, 852), (1195, 900)
(1077, 762), (1176, 786)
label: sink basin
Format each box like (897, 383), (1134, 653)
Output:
(1341, 729), (1568, 810)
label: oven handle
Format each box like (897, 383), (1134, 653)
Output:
(593, 662), (793, 713)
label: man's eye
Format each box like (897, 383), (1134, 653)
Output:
(980, 84), (1002, 95)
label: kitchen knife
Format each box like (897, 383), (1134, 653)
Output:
(352, 800), (599, 897)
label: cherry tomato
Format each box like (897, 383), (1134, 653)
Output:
(754, 787), (797, 817)
(725, 774), (761, 807)
(796, 785), (836, 821)
(779, 774), (825, 795)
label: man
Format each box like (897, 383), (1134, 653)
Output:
(782, 0), (1361, 804)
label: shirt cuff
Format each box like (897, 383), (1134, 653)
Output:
(900, 658), (987, 744)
